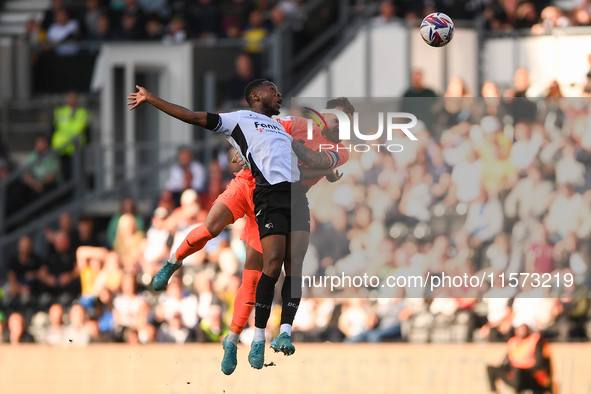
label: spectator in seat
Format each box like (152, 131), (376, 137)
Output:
(76, 246), (108, 305)
(220, 0), (255, 31)
(45, 9), (80, 55)
(162, 16), (187, 44)
(64, 303), (91, 346)
(525, 223), (554, 275)
(339, 298), (373, 341)
(403, 70), (437, 96)
(226, 53), (257, 105)
(0, 312), (6, 342)
(505, 161), (553, 225)
(487, 321), (553, 394)
(446, 148), (483, 205)
(158, 276), (198, 329)
(113, 213), (145, 273)
(243, 9), (268, 53)
(509, 122), (543, 174)
(573, 8), (591, 27)
(532, 5), (570, 33)
(372, 0), (399, 26)
(113, 12), (145, 41)
(505, 68), (537, 122)
(144, 17), (164, 41)
(546, 80), (563, 98)
(480, 144), (518, 195)
(45, 212), (76, 253)
(51, 92), (90, 180)
(87, 317), (113, 343)
(89, 14), (116, 42)
(7, 235), (42, 302)
(22, 134), (61, 204)
(463, 188), (504, 250)
(166, 147), (207, 202)
(514, 2), (538, 29)
(398, 164), (433, 223)
(480, 285), (516, 343)
(1, 159), (30, 213)
(187, 0), (221, 39)
(137, 0), (169, 19)
(546, 183), (591, 241)
(401, 69), (438, 131)
(106, 198), (145, 248)
(113, 274), (144, 340)
(4, 312), (34, 344)
(96, 288), (116, 339)
(41, 0), (64, 31)
(196, 304), (228, 343)
(42, 303), (68, 345)
(197, 160), (226, 210)
(82, 0), (103, 39)
(140, 207), (171, 275)
(73, 216), (100, 248)
(157, 311), (192, 344)
(38, 231), (81, 303)
(96, 252), (124, 294)
(556, 139), (586, 191)
(346, 288), (410, 343)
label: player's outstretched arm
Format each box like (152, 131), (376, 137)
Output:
(127, 85), (207, 127)
(291, 140), (332, 169)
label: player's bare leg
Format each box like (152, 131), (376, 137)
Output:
(153, 202), (234, 291)
(271, 230), (308, 356)
(222, 244), (263, 375)
(248, 234), (286, 369)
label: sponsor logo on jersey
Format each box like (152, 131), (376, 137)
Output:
(254, 121), (283, 132)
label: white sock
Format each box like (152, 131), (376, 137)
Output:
(169, 252), (183, 265)
(280, 324), (292, 336)
(226, 331), (240, 345)
(253, 327), (266, 342)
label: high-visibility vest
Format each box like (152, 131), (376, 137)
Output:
(508, 332), (541, 369)
(52, 105), (90, 156)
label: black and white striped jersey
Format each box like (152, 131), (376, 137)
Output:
(209, 110), (300, 186)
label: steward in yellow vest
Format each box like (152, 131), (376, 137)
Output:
(51, 91), (90, 156)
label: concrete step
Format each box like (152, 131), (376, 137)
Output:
(0, 12), (43, 24)
(4, 0), (50, 12)
(0, 25), (27, 35)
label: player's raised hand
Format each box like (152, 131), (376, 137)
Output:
(127, 85), (148, 110)
(326, 169), (343, 183)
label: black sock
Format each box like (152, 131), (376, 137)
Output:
(254, 273), (278, 329)
(280, 276), (302, 326)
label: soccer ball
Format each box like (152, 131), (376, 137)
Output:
(420, 13), (455, 47)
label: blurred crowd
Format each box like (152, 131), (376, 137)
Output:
(23, 0), (591, 57)
(300, 66), (591, 344)
(24, 0), (302, 53)
(3, 65), (591, 347)
(362, 0), (591, 32)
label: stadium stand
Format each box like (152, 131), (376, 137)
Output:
(1, 0), (590, 362)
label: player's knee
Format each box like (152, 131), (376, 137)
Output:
(290, 250), (307, 265)
(263, 256), (283, 278)
(264, 266), (282, 279)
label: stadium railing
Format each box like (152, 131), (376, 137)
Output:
(0, 135), (229, 271)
